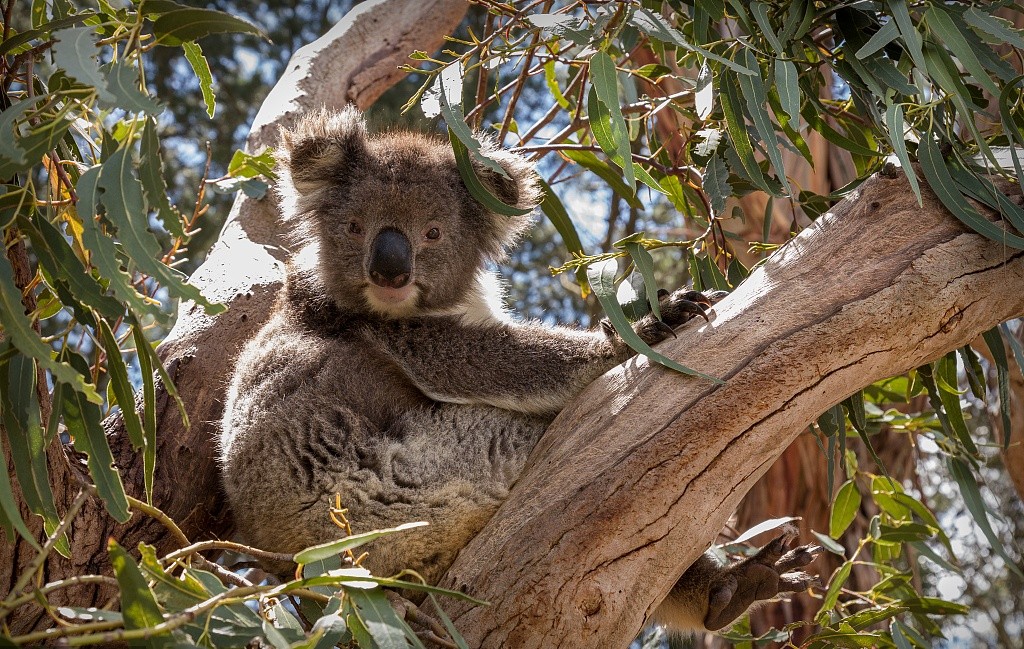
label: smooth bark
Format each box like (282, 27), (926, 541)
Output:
(438, 172), (1024, 648)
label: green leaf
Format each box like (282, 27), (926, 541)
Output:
(108, 540), (172, 648)
(228, 148), (277, 180)
(935, 352), (976, 455)
(152, 8), (265, 46)
(0, 95), (48, 172)
(76, 165), (159, 316)
(963, 8), (1024, 51)
(0, 12), (95, 56)
(702, 154), (731, 216)
(103, 61), (162, 115)
(132, 320), (158, 503)
(347, 587), (423, 649)
(17, 215), (123, 321)
(719, 71), (771, 193)
(140, 118), (185, 239)
(843, 391), (866, 434)
(917, 133), (1024, 250)
(0, 254), (101, 402)
(628, 6), (755, 76)
(883, 101), (922, 206)
(947, 456), (1024, 578)
(587, 260), (723, 384)
(750, 2), (783, 53)
(97, 317), (145, 452)
(845, 605), (907, 631)
(855, 20), (899, 60)
(427, 594), (470, 649)
(449, 130), (531, 217)
(182, 41), (216, 117)
(622, 241), (661, 322)
(129, 310), (188, 433)
(537, 178), (588, 291)
(925, 7), (998, 96)
(588, 53), (635, 192)
(294, 521), (428, 565)
(1001, 322), (1024, 382)
(982, 327), (1012, 449)
(737, 50), (791, 195)
(877, 522), (935, 543)
(61, 350), (130, 523)
(52, 26), (115, 102)
(811, 531), (846, 556)
(0, 437), (41, 547)
(816, 561), (852, 621)
(0, 353), (65, 554)
(98, 147), (225, 311)
(774, 60), (799, 125)
(829, 480), (860, 538)
(889, 0), (926, 73)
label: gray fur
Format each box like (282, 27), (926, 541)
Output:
(220, 107), (817, 632)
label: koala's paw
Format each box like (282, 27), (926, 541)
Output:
(704, 525), (821, 632)
(629, 289), (728, 345)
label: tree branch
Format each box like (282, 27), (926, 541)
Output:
(436, 171), (1024, 647)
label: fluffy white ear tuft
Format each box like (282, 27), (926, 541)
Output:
(279, 104), (368, 195)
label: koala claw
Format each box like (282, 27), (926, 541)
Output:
(703, 526), (822, 632)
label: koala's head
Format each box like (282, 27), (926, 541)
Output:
(279, 106), (540, 318)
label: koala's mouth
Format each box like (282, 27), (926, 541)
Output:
(365, 283), (420, 316)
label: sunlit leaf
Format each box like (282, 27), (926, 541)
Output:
(152, 8), (265, 46)
(830, 480), (860, 538)
(183, 41), (216, 117)
(294, 521), (428, 565)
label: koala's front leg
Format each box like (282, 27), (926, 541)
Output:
(655, 525), (821, 633)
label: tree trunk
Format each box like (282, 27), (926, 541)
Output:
(0, 0), (469, 634)
(436, 171), (1024, 648)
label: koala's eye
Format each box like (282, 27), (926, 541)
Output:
(347, 220), (364, 236)
(425, 227), (441, 241)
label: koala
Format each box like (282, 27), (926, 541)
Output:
(219, 106), (819, 634)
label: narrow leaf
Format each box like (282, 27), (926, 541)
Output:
(109, 540), (171, 648)
(918, 134), (1024, 249)
(588, 260), (723, 384)
(947, 456), (1024, 578)
(182, 41), (216, 118)
(61, 351), (130, 522)
(589, 53), (635, 191)
(0, 254), (100, 402)
(830, 480), (861, 538)
(152, 8), (265, 45)
(294, 522), (429, 565)
(983, 327), (1012, 448)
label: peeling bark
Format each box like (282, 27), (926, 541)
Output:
(437, 173), (1024, 648)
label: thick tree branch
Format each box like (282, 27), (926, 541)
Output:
(437, 172), (1024, 647)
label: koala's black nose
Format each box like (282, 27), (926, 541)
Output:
(368, 228), (412, 288)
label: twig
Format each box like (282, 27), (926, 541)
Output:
(3, 489), (90, 607)
(162, 540), (294, 565)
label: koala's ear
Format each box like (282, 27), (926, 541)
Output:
(469, 142), (542, 255)
(280, 105), (368, 195)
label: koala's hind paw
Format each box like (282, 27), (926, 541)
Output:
(703, 525), (822, 632)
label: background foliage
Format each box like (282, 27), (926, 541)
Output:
(1, 0), (1023, 647)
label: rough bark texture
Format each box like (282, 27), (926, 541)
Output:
(437, 171), (1024, 648)
(0, 0), (469, 634)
